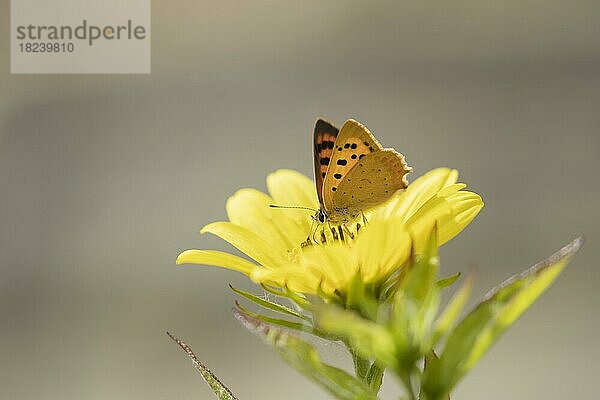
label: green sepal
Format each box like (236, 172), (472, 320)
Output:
(315, 303), (398, 370)
(316, 277), (343, 304)
(389, 227), (441, 364)
(436, 272), (461, 289)
(229, 284), (310, 321)
(167, 332), (239, 400)
(346, 273), (380, 321)
(380, 241), (416, 303)
(234, 308), (378, 400)
(399, 227), (440, 303)
(431, 272), (474, 345)
(365, 362), (385, 393)
(233, 301), (317, 335)
(421, 237), (583, 400)
(350, 347), (372, 381)
(260, 283), (286, 297)
(284, 286), (314, 311)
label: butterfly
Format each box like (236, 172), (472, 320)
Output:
(312, 118), (412, 226)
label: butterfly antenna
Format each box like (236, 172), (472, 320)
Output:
(269, 204), (318, 212)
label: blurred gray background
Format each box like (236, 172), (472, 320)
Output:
(1, 1), (598, 399)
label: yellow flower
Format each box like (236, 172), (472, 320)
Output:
(177, 168), (483, 297)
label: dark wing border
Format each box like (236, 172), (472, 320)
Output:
(313, 119), (340, 205)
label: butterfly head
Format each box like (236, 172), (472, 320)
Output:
(313, 208), (327, 224)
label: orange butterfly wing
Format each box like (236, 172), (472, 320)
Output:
(322, 119), (383, 212)
(333, 149), (411, 212)
(313, 119), (339, 206)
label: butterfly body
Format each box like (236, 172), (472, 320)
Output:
(312, 118), (412, 226)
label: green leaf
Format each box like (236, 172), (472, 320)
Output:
(422, 237), (583, 400)
(229, 284), (310, 321)
(234, 301), (316, 335)
(234, 309), (377, 400)
(167, 332), (239, 400)
(436, 272), (461, 289)
(431, 273), (474, 345)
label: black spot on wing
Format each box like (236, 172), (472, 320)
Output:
(337, 159), (347, 166)
(333, 173), (342, 179)
(320, 157), (330, 165)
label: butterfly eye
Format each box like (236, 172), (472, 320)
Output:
(318, 211), (326, 223)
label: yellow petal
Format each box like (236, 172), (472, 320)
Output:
(382, 168), (459, 222)
(437, 183), (467, 197)
(438, 192), (484, 245)
(226, 188), (301, 250)
(252, 243), (355, 296)
(267, 169), (319, 210)
(201, 221), (288, 269)
(266, 170), (318, 246)
(267, 169), (319, 234)
(355, 218), (412, 283)
(250, 266), (320, 294)
(302, 244), (355, 291)
(176, 249), (258, 275)
(405, 190), (483, 251)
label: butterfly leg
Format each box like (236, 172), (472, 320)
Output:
(341, 224), (355, 241)
(361, 211), (369, 226)
(301, 219), (318, 248)
(350, 211), (369, 234)
(320, 228), (327, 244)
(337, 225), (345, 242)
(329, 223), (340, 242)
(312, 225), (321, 246)
(307, 224), (334, 245)
(301, 237), (312, 248)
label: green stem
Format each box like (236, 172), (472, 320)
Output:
(398, 371), (417, 400)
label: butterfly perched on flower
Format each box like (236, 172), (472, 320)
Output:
(313, 118), (412, 225)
